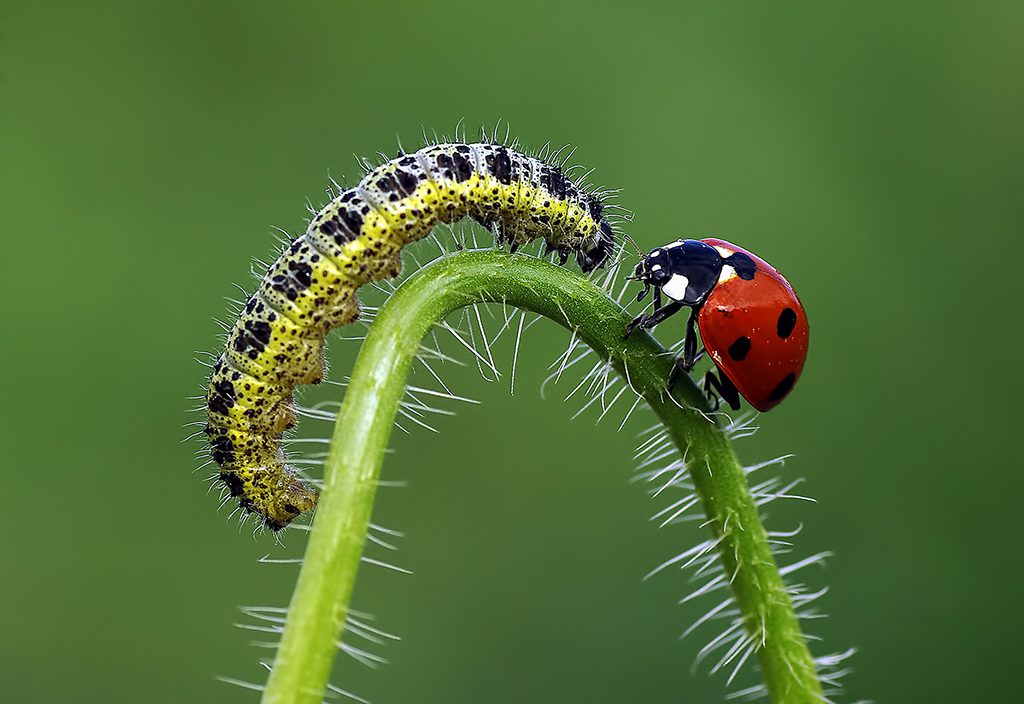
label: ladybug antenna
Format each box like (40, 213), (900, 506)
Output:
(620, 233), (644, 258)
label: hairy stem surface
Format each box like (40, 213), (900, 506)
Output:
(261, 250), (823, 704)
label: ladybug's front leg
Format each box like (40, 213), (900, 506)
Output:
(624, 299), (684, 339)
(626, 288), (662, 337)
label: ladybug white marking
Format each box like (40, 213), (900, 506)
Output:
(661, 273), (690, 301)
(718, 264), (738, 285)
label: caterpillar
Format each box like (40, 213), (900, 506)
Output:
(204, 139), (620, 530)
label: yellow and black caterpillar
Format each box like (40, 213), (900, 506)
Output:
(205, 141), (619, 530)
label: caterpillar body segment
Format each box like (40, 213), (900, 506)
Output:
(205, 141), (620, 530)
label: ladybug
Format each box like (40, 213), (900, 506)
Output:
(624, 238), (808, 412)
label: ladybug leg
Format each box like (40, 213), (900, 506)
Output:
(668, 357), (689, 389)
(624, 317), (641, 338)
(668, 310), (704, 389)
(681, 308), (700, 371)
(635, 281), (652, 303)
(667, 349), (708, 389)
(626, 288), (664, 336)
(703, 370), (742, 411)
(624, 300), (685, 338)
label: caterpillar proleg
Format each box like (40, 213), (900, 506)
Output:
(204, 139), (621, 530)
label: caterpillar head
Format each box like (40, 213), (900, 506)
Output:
(262, 471), (319, 531)
(576, 220), (617, 272)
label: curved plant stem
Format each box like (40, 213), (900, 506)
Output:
(260, 250), (823, 704)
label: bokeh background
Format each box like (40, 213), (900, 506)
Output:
(3, 2), (1021, 702)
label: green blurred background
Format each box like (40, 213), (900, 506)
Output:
(2, 1), (1021, 702)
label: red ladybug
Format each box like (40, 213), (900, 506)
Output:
(625, 238), (808, 411)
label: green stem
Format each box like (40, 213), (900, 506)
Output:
(260, 250), (823, 704)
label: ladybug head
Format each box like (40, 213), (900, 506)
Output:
(630, 247), (673, 302)
(630, 239), (728, 306)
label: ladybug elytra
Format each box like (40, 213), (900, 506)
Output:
(625, 238), (808, 412)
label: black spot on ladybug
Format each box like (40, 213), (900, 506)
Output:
(777, 308), (797, 338)
(728, 336), (751, 361)
(768, 372), (796, 403)
(725, 252), (756, 280)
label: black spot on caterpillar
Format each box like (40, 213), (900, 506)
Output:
(204, 141), (620, 530)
